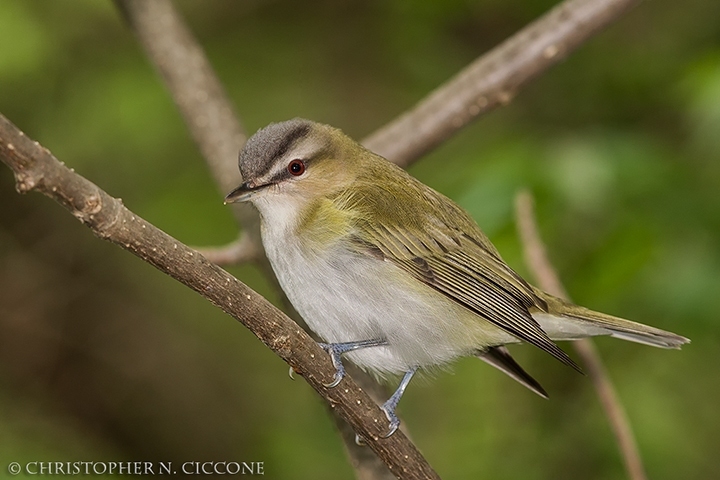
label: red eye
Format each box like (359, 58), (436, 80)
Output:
(288, 159), (306, 176)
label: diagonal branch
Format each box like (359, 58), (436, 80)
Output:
(514, 190), (647, 480)
(362, 0), (641, 167)
(114, 0), (263, 263)
(193, 233), (258, 267)
(110, 1), (648, 477)
(114, 0), (245, 195)
(117, 0), (645, 261)
(0, 114), (439, 480)
(114, 2), (397, 476)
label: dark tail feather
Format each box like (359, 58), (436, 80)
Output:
(477, 346), (548, 398)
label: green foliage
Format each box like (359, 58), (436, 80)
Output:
(1, 0), (718, 478)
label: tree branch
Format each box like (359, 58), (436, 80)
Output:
(193, 234), (258, 267)
(114, 0), (244, 195)
(113, 1), (397, 476)
(0, 114), (439, 480)
(362, 0), (641, 167)
(514, 190), (647, 480)
(114, 0), (264, 264)
(106, 1), (647, 476)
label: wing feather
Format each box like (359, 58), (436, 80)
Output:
(353, 223), (582, 373)
(336, 168), (581, 372)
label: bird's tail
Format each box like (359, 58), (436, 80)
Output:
(531, 289), (689, 349)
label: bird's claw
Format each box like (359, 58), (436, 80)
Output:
(323, 369), (344, 388)
(319, 342), (346, 388)
(378, 366), (416, 438)
(354, 434), (366, 446)
(288, 366), (296, 380)
(381, 404), (401, 438)
(317, 339), (388, 388)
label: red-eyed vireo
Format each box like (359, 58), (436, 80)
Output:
(225, 119), (689, 437)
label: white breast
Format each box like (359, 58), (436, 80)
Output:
(255, 197), (515, 377)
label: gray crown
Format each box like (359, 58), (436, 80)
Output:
(238, 118), (313, 180)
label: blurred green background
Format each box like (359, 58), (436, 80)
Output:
(1, 0), (718, 478)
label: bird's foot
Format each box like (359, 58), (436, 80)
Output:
(380, 402), (401, 438)
(379, 366), (418, 438)
(318, 339), (387, 388)
(318, 342), (348, 387)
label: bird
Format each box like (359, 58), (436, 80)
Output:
(224, 118), (689, 437)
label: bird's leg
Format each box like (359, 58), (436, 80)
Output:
(381, 366), (418, 438)
(318, 339), (387, 388)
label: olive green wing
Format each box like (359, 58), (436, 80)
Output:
(352, 221), (582, 373)
(337, 164), (580, 371)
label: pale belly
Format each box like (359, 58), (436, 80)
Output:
(263, 232), (517, 376)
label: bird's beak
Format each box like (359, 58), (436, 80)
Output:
(224, 182), (259, 204)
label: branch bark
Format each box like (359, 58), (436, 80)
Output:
(24, 0), (647, 476)
(514, 190), (647, 480)
(114, 0), (262, 263)
(193, 234), (258, 267)
(0, 114), (439, 480)
(114, 0), (244, 195)
(114, 1), (397, 476)
(362, 0), (641, 167)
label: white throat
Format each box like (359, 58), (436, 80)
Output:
(252, 193), (306, 236)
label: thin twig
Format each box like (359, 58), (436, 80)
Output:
(362, 0), (641, 167)
(118, 0), (644, 263)
(113, 1), (648, 476)
(114, 0), (244, 194)
(0, 114), (439, 480)
(194, 234), (259, 266)
(114, 0), (263, 260)
(514, 190), (648, 480)
(113, 2), (398, 475)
